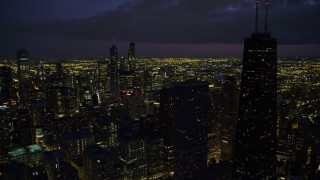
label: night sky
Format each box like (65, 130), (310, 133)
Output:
(1, 0), (320, 58)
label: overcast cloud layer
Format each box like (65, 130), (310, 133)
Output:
(1, 0), (320, 58)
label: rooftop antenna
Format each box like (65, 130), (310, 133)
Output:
(264, 0), (269, 33)
(112, 36), (116, 45)
(255, 0), (260, 33)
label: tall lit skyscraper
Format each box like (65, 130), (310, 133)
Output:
(110, 45), (120, 103)
(17, 49), (30, 106)
(17, 49), (30, 81)
(233, 1), (277, 179)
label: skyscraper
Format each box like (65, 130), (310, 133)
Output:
(110, 45), (120, 103)
(128, 42), (135, 61)
(233, 1), (277, 179)
(17, 49), (30, 106)
(160, 80), (209, 179)
(220, 76), (238, 160)
(17, 49), (30, 81)
(0, 66), (13, 104)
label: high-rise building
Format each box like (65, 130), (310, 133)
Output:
(16, 108), (35, 146)
(83, 145), (123, 180)
(110, 45), (120, 103)
(17, 49), (30, 106)
(118, 131), (147, 180)
(233, 1), (278, 179)
(160, 84), (175, 174)
(97, 60), (108, 104)
(128, 42), (135, 61)
(60, 129), (95, 160)
(0, 66), (13, 104)
(160, 80), (209, 179)
(92, 113), (119, 148)
(146, 135), (166, 179)
(0, 105), (13, 148)
(220, 76), (238, 160)
(17, 49), (30, 81)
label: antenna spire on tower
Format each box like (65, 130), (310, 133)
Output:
(255, 0), (260, 33)
(264, 0), (269, 33)
(112, 36), (116, 45)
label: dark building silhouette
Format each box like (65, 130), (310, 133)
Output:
(160, 80), (210, 179)
(0, 66), (13, 104)
(145, 135), (166, 179)
(83, 145), (123, 180)
(128, 42), (135, 61)
(220, 76), (238, 160)
(233, 1), (278, 179)
(16, 108), (35, 146)
(118, 129), (147, 180)
(110, 45), (120, 103)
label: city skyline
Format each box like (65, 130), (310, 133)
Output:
(1, 0), (320, 58)
(1, 1), (320, 179)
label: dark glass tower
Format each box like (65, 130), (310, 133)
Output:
(0, 66), (13, 104)
(110, 45), (120, 103)
(128, 42), (135, 61)
(160, 80), (209, 179)
(221, 76), (238, 160)
(233, 1), (277, 179)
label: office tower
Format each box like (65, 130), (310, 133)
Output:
(60, 129), (95, 161)
(0, 66), (13, 104)
(160, 84), (175, 174)
(160, 80), (209, 179)
(128, 42), (135, 61)
(307, 117), (320, 179)
(46, 87), (76, 117)
(97, 60), (108, 104)
(118, 131), (147, 180)
(146, 136), (166, 179)
(233, 1), (278, 179)
(120, 56), (129, 72)
(110, 45), (120, 103)
(119, 71), (134, 92)
(36, 62), (47, 90)
(92, 113), (119, 148)
(220, 76), (238, 160)
(17, 49), (30, 106)
(37, 61), (46, 81)
(16, 108), (35, 146)
(55, 63), (64, 79)
(62, 87), (77, 115)
(47, 87), (65, 117)
(50, 63), (65, 87)
(17, 49), (29, 80)
(83, 90), (92, 107)
(83, 145), (123, 180)
(0, 105), (13, 148)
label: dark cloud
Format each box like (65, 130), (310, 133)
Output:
(5, 0), (317, 45)
(270, 2), (320, 44)
(1, 0), (320, 58)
